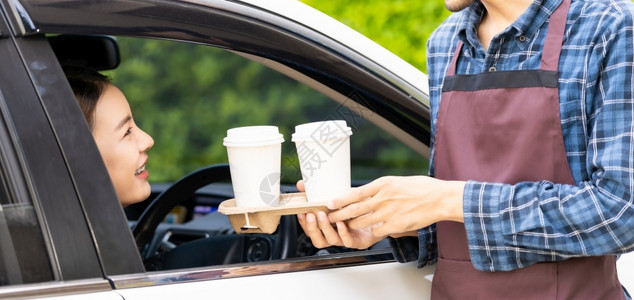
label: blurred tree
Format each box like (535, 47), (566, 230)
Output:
(109, 40), (323, 181)
(300, 0), (450, 73)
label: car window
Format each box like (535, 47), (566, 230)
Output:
(107, 36), (428, 267)
(0, 147), (53, 285)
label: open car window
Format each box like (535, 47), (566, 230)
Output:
(108, 36), (429, 267)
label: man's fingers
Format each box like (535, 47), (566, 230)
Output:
(316, 211), (342, 246)
(346, 210), (383, 230)
(300, 213), (330, 248)
(328, 180), (382, 209)
(371, 221), (391, 238)
(296, 180), (305, 192)
(297, 213), (306, 226)
(328, 195), (377, 223)
(335, 221), (356, 248)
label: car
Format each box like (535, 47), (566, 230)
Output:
(0, 0), (630, 299)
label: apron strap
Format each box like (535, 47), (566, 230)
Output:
(447, 0), (571, 75)
(541, 0), (570, 71)
(446, 41), (463, 77)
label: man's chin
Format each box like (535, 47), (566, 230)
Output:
(445, 0), (474, 12)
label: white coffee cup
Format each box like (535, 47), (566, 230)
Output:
(223, 126), (284, 207)
(292, 120), (352, 203)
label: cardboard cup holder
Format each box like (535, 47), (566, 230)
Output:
(218, 192), (329, 234)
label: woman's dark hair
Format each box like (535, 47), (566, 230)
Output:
(63, 65), (111, 129)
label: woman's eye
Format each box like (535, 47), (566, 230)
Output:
(124, 127), (132, 137)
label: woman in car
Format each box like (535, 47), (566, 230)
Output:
(65, 66), (155, 207)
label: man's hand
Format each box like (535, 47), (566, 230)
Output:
(328, 176), (465, 237)
(297, 211), (384, 249)
(296, 180), (383, 249)
(295, 176), (465, 248)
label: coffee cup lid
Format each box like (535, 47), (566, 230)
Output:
(223, 125), (284, 147)
(291, 120), (352, 142)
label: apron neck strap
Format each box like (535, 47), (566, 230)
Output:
(446, 0), (571, 75)
(446, 42), (463, 77)
(541, 0), (570, 71)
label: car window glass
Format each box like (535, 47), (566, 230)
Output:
(108, 36), (428, 264)
(0, 147), (53, 285)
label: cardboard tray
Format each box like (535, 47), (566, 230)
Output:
(217, 192), (329, 234)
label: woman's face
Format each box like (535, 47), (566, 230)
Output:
(92, 84), (154, 206)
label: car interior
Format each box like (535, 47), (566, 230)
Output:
(49, 34), (428, 272)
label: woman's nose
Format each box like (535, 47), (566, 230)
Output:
(139, 128), (154, 152)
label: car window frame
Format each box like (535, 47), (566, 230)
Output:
(0, 3), (144, 286)
(11, 33), (146, 276)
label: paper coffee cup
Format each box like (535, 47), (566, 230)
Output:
(292, 120), (352, 203)
(223, 126), (284, 207)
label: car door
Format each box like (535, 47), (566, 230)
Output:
(102, 35), (436, 299)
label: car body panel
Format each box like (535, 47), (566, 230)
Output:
(619, 253), (634, 292)
(114, 260), (434, 300)
(43, 293), (123, 300)
(0, 279), (114, 299)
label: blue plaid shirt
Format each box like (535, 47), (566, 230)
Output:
(402, 0), (634, 292)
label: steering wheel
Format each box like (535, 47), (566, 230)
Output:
(132, 163), (297, 269)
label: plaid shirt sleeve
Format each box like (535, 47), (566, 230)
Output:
(462, 1), (634, 272)
(388, 224), (437, 268)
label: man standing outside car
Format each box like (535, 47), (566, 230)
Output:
(297, 0), (634, 298)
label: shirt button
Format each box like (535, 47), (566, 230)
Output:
(488, 66), (497, 72)
(519, 35), (527, 42)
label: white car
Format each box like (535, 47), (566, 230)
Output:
(0, 0), (630, 299)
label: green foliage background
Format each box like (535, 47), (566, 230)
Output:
(110, 41), (323, 181)
(300, 0), (451, 73)
(106, 1), (451, 183)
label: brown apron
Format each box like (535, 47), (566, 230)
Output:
(431, 0), (624, 298)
